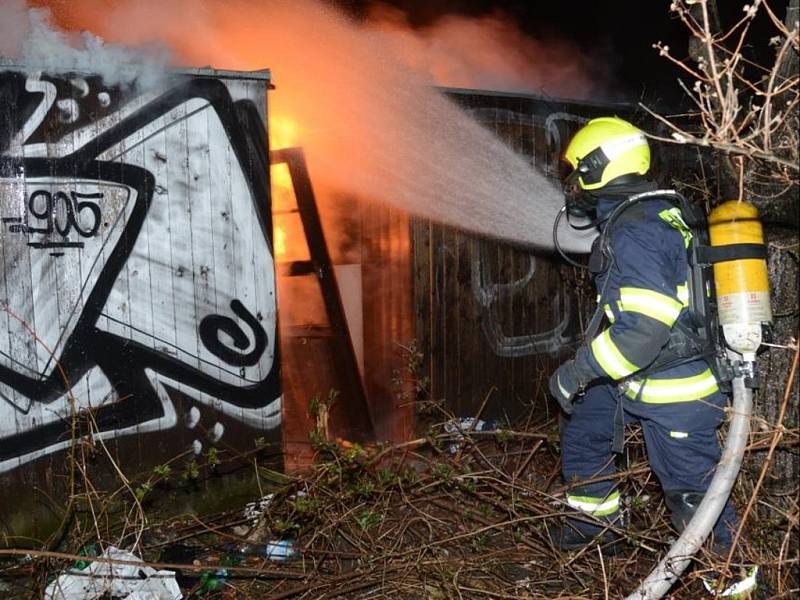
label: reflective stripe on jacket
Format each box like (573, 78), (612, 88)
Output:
(575, 195), (719, 404)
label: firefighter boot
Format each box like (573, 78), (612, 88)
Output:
(547, 518), (622, 554)
(665, 491), (761, 598)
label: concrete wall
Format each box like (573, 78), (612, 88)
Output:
(0, 69), (280, 482)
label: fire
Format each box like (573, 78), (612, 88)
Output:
(270, 163), (304, 260)
(271, 164), (294, 195)
(267, 114), (301, 261)
(270, 115), (300, 151)
(29, 0), (595, 252)
(273, 223), (287, 257)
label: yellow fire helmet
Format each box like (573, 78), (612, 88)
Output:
(564, 116), (650, 191)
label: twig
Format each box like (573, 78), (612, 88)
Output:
(597, 544), (610, 600)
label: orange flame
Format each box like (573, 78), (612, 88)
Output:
(270, 115), (300, 151)
(273, 223), (287, 257)
(270, 162), (303, 261)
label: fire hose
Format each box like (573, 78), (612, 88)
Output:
(625, 371), (753, 600)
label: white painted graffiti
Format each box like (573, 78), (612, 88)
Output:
(0, 70), (280, 473)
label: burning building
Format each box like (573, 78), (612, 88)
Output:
(0, 0), (696, 539)
(273, 86), (681, 470)
(0, 58), (672, 537)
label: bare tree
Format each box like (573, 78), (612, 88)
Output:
(644, 0), (798, 208)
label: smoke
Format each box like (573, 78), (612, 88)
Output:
(24, 0), (595, 252)
(0, 0), (30, 58)
(0, 0), (171, 89)
(365, 4), (611, 99)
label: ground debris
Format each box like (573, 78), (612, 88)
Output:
(2, 413), (796, 599)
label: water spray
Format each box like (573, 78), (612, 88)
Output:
(26, 0), (599, 254)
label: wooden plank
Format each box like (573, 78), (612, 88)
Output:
(185, 102), (211, 381)
(361, 200), (413, 443)
(411, 217), (431, 416)
(429, 222), (445, 411)
(138, 115), (168, 355)
(207, 98), (236, 382)
(116, 117), (153, 363)
(422, 218), (434, 407)
(172, 100), (201, 373)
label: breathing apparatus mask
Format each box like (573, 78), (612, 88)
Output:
(553, 169), (601, 269)
(562, 174), (594, 221)
(565, 139), (620, 218)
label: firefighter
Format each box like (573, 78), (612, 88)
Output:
(548, 117), (758, 596)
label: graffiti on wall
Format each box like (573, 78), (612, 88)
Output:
(458, 106), (586, 357)
(470, 248), (574, 357)
(0, 70), (280, 473)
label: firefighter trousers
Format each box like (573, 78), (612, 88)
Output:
(560, 382), (739, 549)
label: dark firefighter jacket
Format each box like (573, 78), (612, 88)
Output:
(571, 187), (719, 405)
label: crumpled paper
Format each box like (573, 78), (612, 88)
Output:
(44, 546), (182, 600)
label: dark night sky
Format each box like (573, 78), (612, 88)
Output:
(333, 0), (780, 104)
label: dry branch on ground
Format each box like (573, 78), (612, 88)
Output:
(2, 399), (795, 599)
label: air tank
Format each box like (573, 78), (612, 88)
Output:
(708, 200), (772, 361)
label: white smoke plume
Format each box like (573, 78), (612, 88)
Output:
(365, 4), (616, 100)
(0, 0), (171, 89)
(0, 0), (30, 58)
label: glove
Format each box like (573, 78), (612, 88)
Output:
(549, 358), (593, 415)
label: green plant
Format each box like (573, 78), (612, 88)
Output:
(494, 428), (513, 446)
(355, 509), (384, 531)
(272, 518), (299, 534)
(375, 467), (395, 487)
(342, 443), (364, 463)
(309, 393), (321, 417)
(206, 447), (220, 469)
(152, 463), (172, 478)
(512, 527), (524, 544)
(354, 477), (376, 497)
(401, 469), (420, 487)
(471, 532), (488, 552)
(459, 478), (478, 494)
(134, 481), (153, 501)
(289, 495), (317, 514)
(308, 430), (336, 455)
(181, 459), (200, 481)
(432, 464), (454, 483)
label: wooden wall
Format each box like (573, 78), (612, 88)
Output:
(274, 88), (700, 456)
(411, 91), (642, 423)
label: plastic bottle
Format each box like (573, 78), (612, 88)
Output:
(195, 568), (228, 597)
(228, 540), (297, 561)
